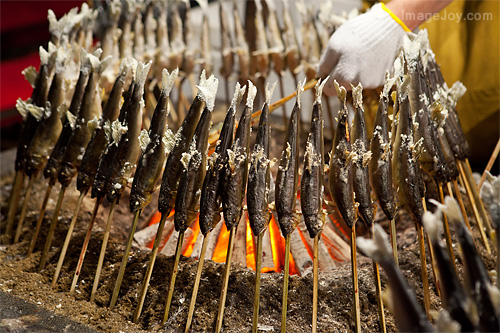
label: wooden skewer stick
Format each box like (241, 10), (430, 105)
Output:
(70, 197), (103, 293)
(463, 159), (494, 236)
(422, 198), (441, 298)
(185, 231), (210, 332)
(437, 183), (457, 275)
(450, 180), (473, 232)
(162, 230), (185, 325)
(13, 176), (35, 244)
(252, 232), (264, 333)
(27, 183), (54, 256)
(5, 171), (25, 237)
(90, 198), (117, 302)
(109, 209), (142, 310)
(479, 138), (500, 189)
(134, 213), (168, 323)
(372, 253), (386, 333)
(312, 233), (320, 333)
(458, 162), (491, 254)
(215, 227), (237, 333)
(351, 225), (361, 333)
(280, 233), (291, 333)
(416, 223), (431, 320)
(51, 191), (86, 287)
(389, 216), (399, 267)
(278, 75), (288, 125)
(39, 185), (67, 270)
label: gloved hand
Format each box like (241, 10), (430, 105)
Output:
(317, 3), (409, 95)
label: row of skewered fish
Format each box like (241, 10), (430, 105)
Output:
(3, 1), (498, 332)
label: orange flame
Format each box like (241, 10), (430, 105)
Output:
(182, 215), (200, 257)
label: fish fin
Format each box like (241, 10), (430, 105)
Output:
(230, 82), (246, 113)
(350, 82), (364, 110)
(22, 66), (37, 88)
(196, 74), (219, 111)
(135, 61), (152, 87)
(314, 77), (328, 104)
(334, 80), (346, 104)
(39, 46), (49, 65)
(356, 224), (393, 263)
(138, 129), (150, 153)
(65, 108), (77, 130)
(265, 81), (277, 105)
(246, 80), (257, 108)
(161, 68), (179, 97)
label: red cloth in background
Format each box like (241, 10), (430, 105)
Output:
(0, 1), (85, 127)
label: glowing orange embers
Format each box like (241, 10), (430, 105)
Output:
(138, 209), (350, 276)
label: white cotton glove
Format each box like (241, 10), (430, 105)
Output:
(317, 3), (409, 96)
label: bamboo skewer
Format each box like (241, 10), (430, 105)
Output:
(312, 233), (319, 333)
(451, 179), (472, 231)
(458, 162), (491, 253)
(351, 226), (361, 333)
(372, 260), (386, 333)
(90, 199), (117, 302)
(162, 230), (185, 325)
(70, 197), (102, 293)
(52, 191), (86, 286)
(215, 227), (236, 333)
(416, 223), (431, 320)
(13, 176), (35, 244)
(278, 75), (288, 125)
(479, 138), (500, 189)
(27, 183), (54, 256)
(437, 183), (457, 275)
(252, 232), (264, 333)
(39, 185), (67, 270)
(5, 171), (24, 237)
(134, 213), (168, 323)
(463, 159), (494, 236)
(280, 234), (291, 333)
(109, 209), (142, 310)
(185, 231), (210, 332)
(389, 216), (399, 267)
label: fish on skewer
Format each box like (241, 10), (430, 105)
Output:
(251, 0), (269, 81)
(163, 75), (218, 324)
(196, 0), (213, 76)
(156, 1), (171, 78)
(232, 0), (250, 83)
(350, 83), (374, 229)
(216, 81), (257, 333)
(112, 68), (178, 311)
(357, 225), (435, 332)
(329, 81), (360, 333)
(423, 210), (478, 332)
(275, 79), (303, 333)
(87, 60), (151, 299)
(300, 79), (327, 333)
(118, 0), (140, 60)
(440, 197), (500, 332)
(185, 83), (246, 333)
(248, 82), (276, 333)
(38, 51), (111, 270)
(5, 45), (57, 238)
(169, 3), (186, 72)
(219, 0), (234, 103)
(282, 0), (301, 80)
(52, 59), (133, 286)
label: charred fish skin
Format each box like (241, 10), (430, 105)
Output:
(442, 198), (500, 332)
(199, 83), (246, 236)
(91, 68), (136, 200)
(405, 39), (448, 183)
(25, 52), (67, 178)
(107, 61), (151, 203)
(276, 81), (303, 237)
(15, 46), (56, 172)
(358, 225), (435, 332)
(174, 78), (218, 232)
(248, 83), (276, 237)
(392, 74), (424, 224)
(423, 211), (477, 332)
(222, 81), (257, 231)
(59, 53), (111, 187)
(328, 82), (356, 229)
(43, 49), (93, 186)
(351, 83), (374, 228)
(130, 69), (178, 212)
(301, 79), (327, 238)
(158, 71), (214, 215)
(370, 75), (396, 221)
(78, 59), (130, 194)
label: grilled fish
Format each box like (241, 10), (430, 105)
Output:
(351, 83), (374, 228)
(175, 77), (218, 232)
(328, 81), (356, 229)
(248, 82), (276, 236)
(301, 79), (327, 238)
(276, 80), (303, 237)
(199, 83), (246, 235)
(130, 69), (178, 212)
